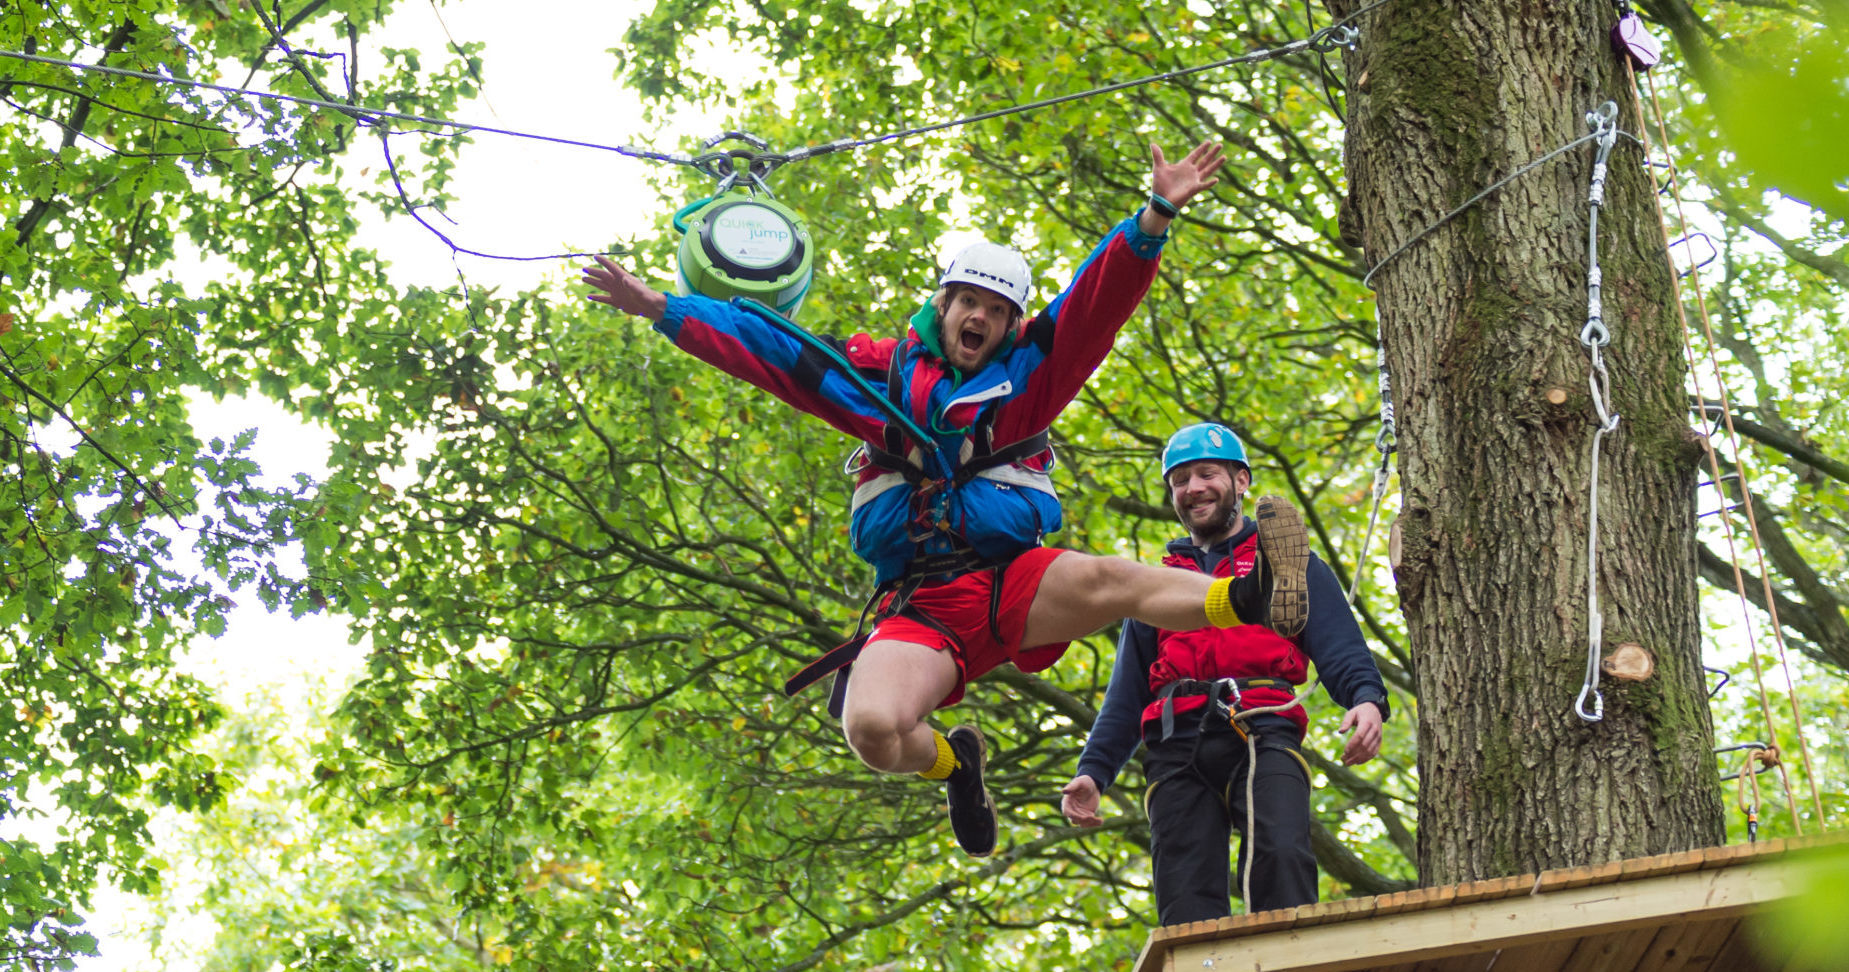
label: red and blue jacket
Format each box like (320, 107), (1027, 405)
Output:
(1075, 524), (1391, 794)
(654, 212), (1168, 584)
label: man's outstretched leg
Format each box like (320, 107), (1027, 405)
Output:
(1021, 497), (1311, 647)
(839, 639), (997, 856)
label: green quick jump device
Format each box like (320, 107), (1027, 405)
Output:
(674, 190), (814, 319)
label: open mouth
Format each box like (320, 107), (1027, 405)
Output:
(958, 329), (985, 353)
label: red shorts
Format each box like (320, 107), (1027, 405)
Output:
(866, 546), (1071, 709)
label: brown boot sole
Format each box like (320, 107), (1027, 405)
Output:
(1255, 495), (1308, 638)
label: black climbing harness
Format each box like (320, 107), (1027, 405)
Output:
(781, 545), (1018, 717)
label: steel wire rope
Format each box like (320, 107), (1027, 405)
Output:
(4, 5), (1383, 266)
(1575, 101), (1624, 724)
(1360, 121), (1644, 291)
(765, 0), (1388, 166)
(1621, 57), (1825, 829)
(4, 0), (1391, 177)
(1347, 345), (1397, 609)
(0, 48), (702, 164)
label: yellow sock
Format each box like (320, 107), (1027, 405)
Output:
(917, 730), (958, 780)
(1204, 577), (1242, 628)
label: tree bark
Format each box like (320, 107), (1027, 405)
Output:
(1330, 0), (1725, 885)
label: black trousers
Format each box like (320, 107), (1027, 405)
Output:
(1143, 723), (1316, 925)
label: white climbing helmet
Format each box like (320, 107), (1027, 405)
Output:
(939, 241), (1032, 315)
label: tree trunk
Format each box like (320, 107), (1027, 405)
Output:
(1330, 0), (1726, 884)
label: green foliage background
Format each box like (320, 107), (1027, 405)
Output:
(2, 0), (1845, 968)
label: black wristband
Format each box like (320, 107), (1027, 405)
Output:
(1147, 193), (1180, 219)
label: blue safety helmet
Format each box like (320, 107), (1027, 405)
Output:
(1161, 423), (1249, 478)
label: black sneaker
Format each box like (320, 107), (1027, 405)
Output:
(1254, 495), (1308, 638)
(944, 725), (997, 857)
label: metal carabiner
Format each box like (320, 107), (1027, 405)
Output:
(1310, 24), (1361, 52)
(1585, 102), (1620, 207)
(1585, 101), (1619, 140)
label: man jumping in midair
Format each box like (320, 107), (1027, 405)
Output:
(584, 140), (1296, 857)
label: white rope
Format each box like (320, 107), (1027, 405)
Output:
(1227, 682), (1319, 911)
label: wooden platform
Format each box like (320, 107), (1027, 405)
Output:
(1133, 837), (1834, 972)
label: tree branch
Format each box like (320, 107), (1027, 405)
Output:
(12, 21), (136, 246)
(1698, 542), (1849, 672)
(1699, 400), (1849, 487)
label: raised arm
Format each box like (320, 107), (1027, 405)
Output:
(1137, 140), (1226, 237)
(988, 140), (1225, 441)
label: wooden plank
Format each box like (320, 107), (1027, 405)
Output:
(1579, 916), (1732, 972)
(1293, 896), (1376, 928)
(1132, 930), (1163, 972)
(1414, 884), (1459, 915)
(1160, 854), (1800, 972)
(1533, 860), (1623, 895)
(1696, 842), (1759, 871)
(1704, 920), (1774, 972)
(1133, 909), (1297, 971)
(1375, 890), (1414, 917)
(1631, 920), (1701, 972)
(1618, 847), (1709, 883)
(1555, 927), (1658, 972)
(1487, 935), (1583, 970)
(1146, 914), (1250, 950)
(1376, 953), (1494, 972)
(1451, 873), (1531, 905)
(1672, 917), (1744, 971)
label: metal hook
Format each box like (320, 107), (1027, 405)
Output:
(1310, 24), (1361, 52)
(1580, 318), (1612, 349)
(1691, 402), (1730, 436)
(1574, 685), (1604, 723)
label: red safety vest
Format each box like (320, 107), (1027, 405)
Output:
(1141, 534), (1311, 736)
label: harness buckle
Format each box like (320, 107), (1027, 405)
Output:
(1206, 677), (1244, 727)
